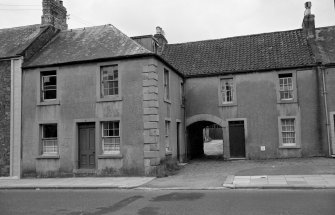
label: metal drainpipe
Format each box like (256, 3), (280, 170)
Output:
(320, 65), (332, 156)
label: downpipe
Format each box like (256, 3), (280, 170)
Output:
(320, 65), (332, 156)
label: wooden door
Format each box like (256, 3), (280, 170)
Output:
(78, 123), (95, 169)
(229, 121), (246, 158)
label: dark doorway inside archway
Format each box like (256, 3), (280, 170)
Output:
(187, 121), (223, 160)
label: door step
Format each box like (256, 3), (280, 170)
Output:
(73, 169), (97, 177)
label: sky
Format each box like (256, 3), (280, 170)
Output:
(0, 0), (334, 44)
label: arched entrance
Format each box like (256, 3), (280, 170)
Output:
(186, 114), (226, 160)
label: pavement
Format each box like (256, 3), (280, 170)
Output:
(223, 174), (335, 189)
(0, 177), (155, 189)
(0, 157), (334, 190)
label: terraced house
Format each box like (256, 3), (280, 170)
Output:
(0, 1), (334, 178)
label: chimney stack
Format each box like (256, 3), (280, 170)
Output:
(302, 1), (315, 38)
(41, 0), (68, 30)
(154, 26), (168, 47)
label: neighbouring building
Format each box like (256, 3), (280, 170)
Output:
(0, 13), (61, 176)
(0, 1), (334, 178)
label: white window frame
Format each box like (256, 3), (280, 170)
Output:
(41, 123), (58, 155)
(278, 116), (300, 148)
(218, 77), (236, 106)
(165, 119), (171, 153)
(41, 71), (57, 102)
(279, 74), (293, 101)
(164, 68), (170, 101)
(100, 65), (119, 98)
(276, 71), (297, 104)
(101, 121), (121, 154)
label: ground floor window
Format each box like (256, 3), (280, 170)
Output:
(165, 120), (171, 153)
(41, 124), (58, 155)
(279, 118), (296, 146)
(102, 121), (120, 154)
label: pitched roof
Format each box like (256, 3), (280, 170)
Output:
(315, 26), (335, 65)
(0, 24), (41, 59)
(161, 29), (315, 77)
(24, 24), (152, 68)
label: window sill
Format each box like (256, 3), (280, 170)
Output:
(96, 96), (122, 103)
(98, 154), (123, 159)
(279, 145), (301, 149)
(37, 100), (60, 106)
(165, 151), (172, 156)
(277, 100), (297, 104)
(164, 99), (171, 104)
(218, 103), (237, 107)
(36, 155), (60, 159)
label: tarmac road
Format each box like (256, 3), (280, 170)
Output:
(1, 189), (335, 215)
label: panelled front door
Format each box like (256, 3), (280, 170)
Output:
(78, 123), (96, 169)
(229, 121), (246, 158)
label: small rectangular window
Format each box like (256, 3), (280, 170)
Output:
(165, 120), (171, 152)
(180, 81), (185, 106)
(279, 73), (293, 100)
(102, 121), (120, 154)
(101, 65), (119, 97)
(281, 118), (296, 145)
(220, 78), (234, 103)
(41, 124), (58, 155)
(41, 71), (57, 101)
(164, 69), (170, 100)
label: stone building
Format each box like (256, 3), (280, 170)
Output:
(0, 1), (334, 177)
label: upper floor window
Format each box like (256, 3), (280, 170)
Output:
(41, 124), (58, 155)
(41, 71), (56, 101)
(164, 69), (170, 100)
(279, 73), (293, 100)
(101, 65), (118, 97)
(180, 81), (185, 106)
(220, 78), (234, 104)
(101, 121), (120, 154)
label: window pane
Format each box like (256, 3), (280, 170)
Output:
(281, 119), (295, 144)
(43, 124), (57, 138)
(41, 71), (57, 101)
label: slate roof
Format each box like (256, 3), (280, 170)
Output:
(0, 24), (41, 59)
(161, 29), (315, 77)
(315, 26), (335, 65)
(24, 24), (152, 68)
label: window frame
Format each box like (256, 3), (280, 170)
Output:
(165, 119), (171, 154)
(164, 68), (170, 102)
(278, 116), (300, 148)
(101, 121), (121, 155)
(276, 71), (297, 104)
(96, 63), (122, 102)
(37, 68), (60, 106)
(40, 123), (59, 156)
(218, 76), (236, 106)
(180, 80), (185, 107)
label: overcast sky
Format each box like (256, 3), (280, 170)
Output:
(0, 0), (334, 43)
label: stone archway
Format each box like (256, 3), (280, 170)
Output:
(186, 114), (226, 128)
(186, 114), (226, 159)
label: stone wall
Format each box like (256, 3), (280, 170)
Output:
(0, 60), (11, 176)
(142, 63), (161, 176)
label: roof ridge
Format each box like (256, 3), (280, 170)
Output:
(167, 28), (304, 46)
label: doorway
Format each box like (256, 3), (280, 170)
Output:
(228, 120), (246, 158)
(187, 121), (223, 160)
(78, 123), (96, 169)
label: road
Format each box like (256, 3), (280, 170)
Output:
(1, 189), (335, 215)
